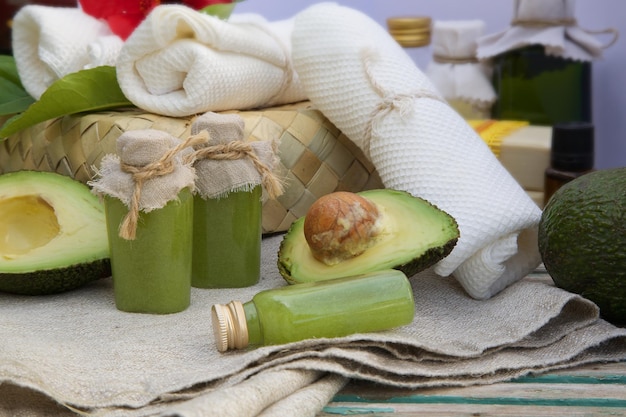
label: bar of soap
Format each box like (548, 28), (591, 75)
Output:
(499, 125), (551, 192)
(470, 121), (551, 192)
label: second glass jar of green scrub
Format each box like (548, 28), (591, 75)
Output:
(190, 112), (280, 289)
(192, 186), (262, 288)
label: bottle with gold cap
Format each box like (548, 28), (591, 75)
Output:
(387, 16), (432, 48)
(211, 269), (415, 352)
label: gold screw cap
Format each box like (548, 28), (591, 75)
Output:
(211, 301), (249, 352)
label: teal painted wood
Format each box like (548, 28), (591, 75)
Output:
(323, 406), (395, 415)
(329, 394), (626, 408)
(511, 373), (626, 385)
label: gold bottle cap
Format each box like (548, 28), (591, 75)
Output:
(387, 16), (432, 48)
(211, 301), (249, 352)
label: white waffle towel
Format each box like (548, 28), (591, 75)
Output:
(116, 5), (306, 117)
(292, 3), (542, 299)
(11, 5), (123, 100)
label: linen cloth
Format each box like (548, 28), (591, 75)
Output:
(291, 3), (542, 299)
(11, 5), (123, 99)
(2, 234), (626, 417)
(116, 5), (306, 117)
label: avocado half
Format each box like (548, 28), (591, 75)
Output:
(0, 171), (111, 295)
(278, 189), (459, 284)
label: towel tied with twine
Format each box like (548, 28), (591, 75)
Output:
(89, 130), (200, 240)
(190, 112), (283, 201)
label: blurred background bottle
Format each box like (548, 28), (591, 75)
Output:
(544, 122), (595, 205)
(491, 45), (591, 125)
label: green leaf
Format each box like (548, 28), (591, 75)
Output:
(0, 55), (36, 116)
(199, 3), (237, 20)
(0, 78), (35, 116)
(0, 65), (133, 139)
(0, 55), (24, 87)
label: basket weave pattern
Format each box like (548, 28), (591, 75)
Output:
(0, 102), (383, 234)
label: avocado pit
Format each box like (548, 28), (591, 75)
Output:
(303, 191), (382, 265)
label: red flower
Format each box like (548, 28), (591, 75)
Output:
(79, 0), (160, 40)
(80, 0), (238, 40)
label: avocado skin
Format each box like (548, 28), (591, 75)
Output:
(539, 167), (626, 324)
(394, 236), (458, 278)
(0, 258), (112, 295)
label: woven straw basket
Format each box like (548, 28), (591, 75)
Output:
(0, 101), (383, 234)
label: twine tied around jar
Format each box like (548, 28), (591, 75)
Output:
(118, 132), (209, 240)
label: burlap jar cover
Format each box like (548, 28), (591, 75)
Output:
(89, 129), (199, 240)
(190, 112), (282, 201)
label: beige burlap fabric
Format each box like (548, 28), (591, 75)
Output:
(1, 234), (626, 417)
(89, 129), (199, 239)
(190, 112), (281, 200)
(90, 130), (197, 211)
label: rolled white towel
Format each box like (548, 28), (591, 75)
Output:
(292, 3), (542, 299)
(11, 5), (123, 99)
(116, 5), (306, 117)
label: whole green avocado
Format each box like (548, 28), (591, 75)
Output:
(538, 167), (626, 324)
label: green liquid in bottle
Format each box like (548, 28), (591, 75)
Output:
(104, 188), (193, 314)
(212, 269), (415, 351)
(491, 46), (592, 125)
(192, 186), (261, 288)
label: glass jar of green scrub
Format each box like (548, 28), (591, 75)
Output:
(105, 188), (194, 314)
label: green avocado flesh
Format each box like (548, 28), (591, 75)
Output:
(0, 171), (110, 295)
(278, 189), (459, 284)
(539, 167), (626, 324)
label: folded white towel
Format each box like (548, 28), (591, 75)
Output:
(116, 5), (306, 117)
(11, 5), (123, 99)
(292, 3), (542, 299)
